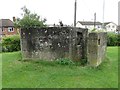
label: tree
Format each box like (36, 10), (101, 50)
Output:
(14, 6), (47, 29)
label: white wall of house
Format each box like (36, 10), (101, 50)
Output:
(105, 23), (117, 33)
(76, 23), (102, 30)
(76, 23), (85, 28)
(76, 22), (117, 33)
(86, 25), (102, 30)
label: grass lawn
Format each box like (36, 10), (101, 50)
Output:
(2, 47), (118, 88)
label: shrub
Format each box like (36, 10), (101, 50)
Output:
(56, 58), (75, 65)
(0, 42), (2, 53)
(2, 35), (21, 52)
(107, 33), (119, 46)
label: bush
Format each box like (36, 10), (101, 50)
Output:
(107, 33), (119, 46)
(0, 42), (2, 52)
(56, 58), (75, 65)
(2, 35), (21, 52)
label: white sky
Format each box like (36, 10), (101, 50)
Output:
(0, 0), (119, 25)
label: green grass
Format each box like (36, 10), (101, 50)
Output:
(0, 53), (2, 89)
(2, 47), (118, 88)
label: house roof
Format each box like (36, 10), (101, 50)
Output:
(0, 19), (14, 27)
(103, 22), (111, 26)
(104, 22), (117, 26)
(77, 21), (102, 25)
(77, 21), (117, 27)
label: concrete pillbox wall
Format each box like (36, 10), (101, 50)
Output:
(20, 27), (88, 61)
(20, 27), (107, 66)
(87, 32), (107, 66)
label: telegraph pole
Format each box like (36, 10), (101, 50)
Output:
(118, 1), (120, 25)
(118, 1), (120, 34)
(102, 0), (105, 29)
(74, 0), (77, 27)
(94, 13), (96, 29)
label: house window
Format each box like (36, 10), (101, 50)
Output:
(108, 25), (110, 28)
(8, 27), (14, 32)
(85, 26), (87, 28)
(98, 26), (100, 28)
(112, 26), (115, 28)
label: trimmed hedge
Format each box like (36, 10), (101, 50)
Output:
(107, 33), (120, 46)
(2, 35), (21, 52)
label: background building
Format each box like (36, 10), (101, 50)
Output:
(0, 19), (18, 37)
(76, 21), (117, 33)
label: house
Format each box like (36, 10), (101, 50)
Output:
(76, 21), (117, 33)
(76, 21), (102, 31)
(0, 19), (18, 37)
(104, 22), (117, 33)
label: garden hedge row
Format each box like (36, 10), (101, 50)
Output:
(2, 35), (21, 52)
(107, 33), (120, 46)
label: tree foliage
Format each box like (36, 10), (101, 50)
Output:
(14, 6), (47, 29)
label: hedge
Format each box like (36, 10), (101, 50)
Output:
(2, 35), (21, 52)
(107, 33), (120, 46)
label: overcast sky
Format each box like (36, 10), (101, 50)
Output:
(0, 0), (119, 25)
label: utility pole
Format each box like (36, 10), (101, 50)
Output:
(118, 1), (120, 25)
(94, 13), (96, 29)
(102, 0), (105, 29)
(74, 0), (77, 27)
(118, 1), (120, 34)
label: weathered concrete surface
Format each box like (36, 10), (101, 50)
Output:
(20, 27), (88, 61)
(20, 27), (107, 66)
(87, 32), (107, 66)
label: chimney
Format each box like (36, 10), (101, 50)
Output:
(13, 17), (16, 22)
